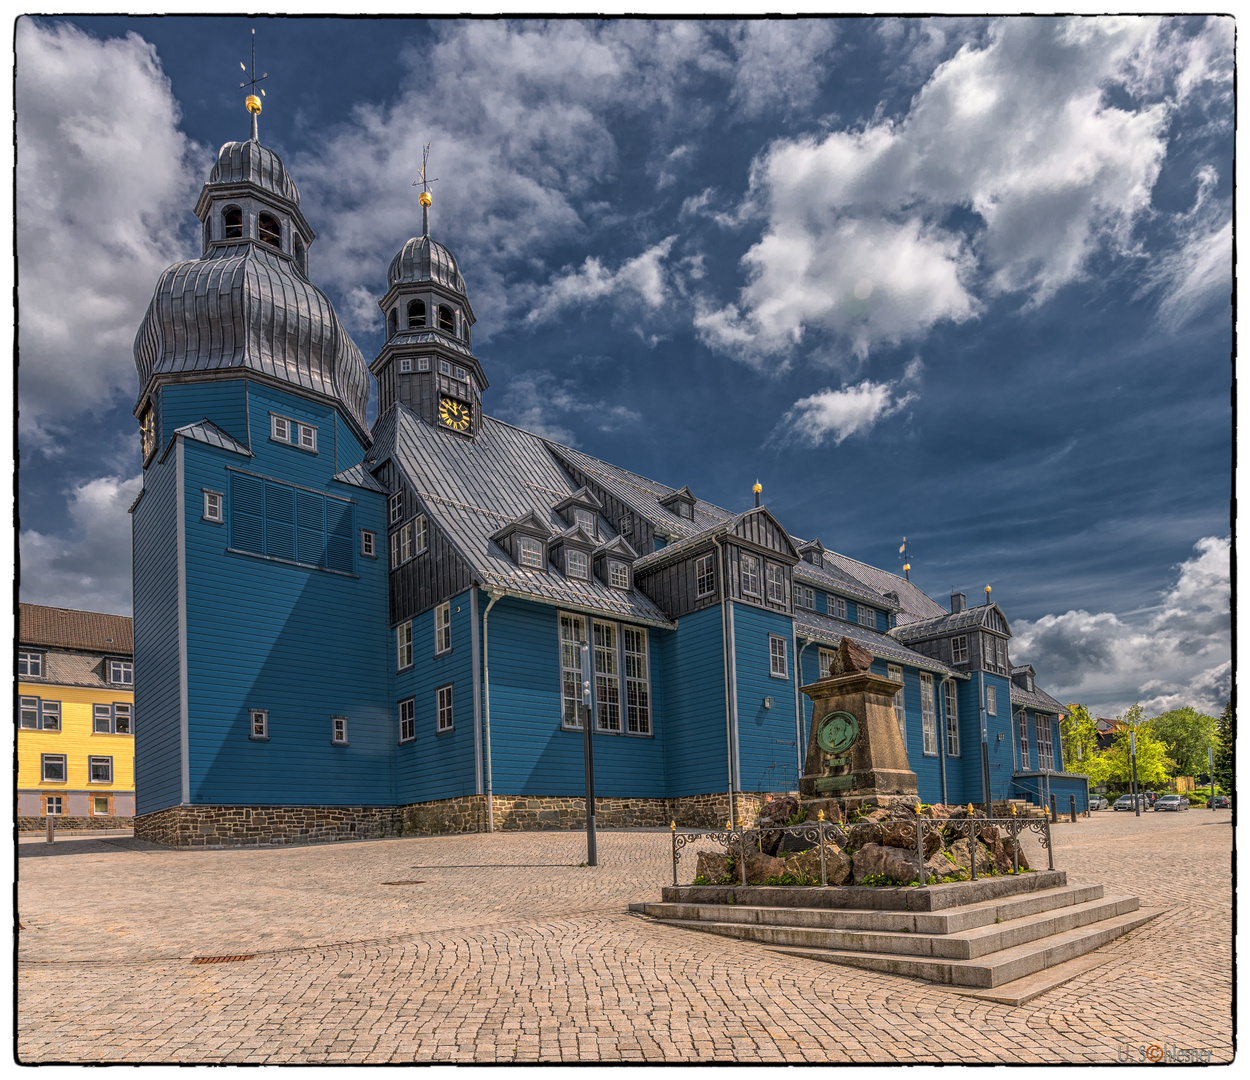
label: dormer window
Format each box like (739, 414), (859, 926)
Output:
(518, 536), (544, 568)
(438, 304), (455, 332)
(608, 560), (630, 589)
(566, 549), (589, 580)
(408, 299), (426, 328)
(223, 205), (243, 239)
(258, 212), (281, 249)
(659, 485), (697, 522)
(573, 508), (597, 537)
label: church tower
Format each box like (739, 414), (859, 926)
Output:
(370, 148), (488, 437)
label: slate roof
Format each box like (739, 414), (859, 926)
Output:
(794, 608), (965, 679)
(369, 407), (675, 628)
(22, 650), (124, 691)
(333, 462), (388, 493)
(174, 420), (252, 456)
(1010, 680), (1066, 714)
(19, 604), (133, 655)
(790, 545), (900, 611)
(820, 551), (949, 626)
(893, 603), (1012, 642)
(632, 505), (796, 574)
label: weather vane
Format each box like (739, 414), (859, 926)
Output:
(412, 142), (438, 237)
(239, 27), (268, 140)
(898, 537), (911, 582)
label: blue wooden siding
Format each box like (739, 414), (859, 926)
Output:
(393, 588), (479, 803)
(132, 451), (183, 815)
(160, 380), (249, 448)
(731, 603), (797, 793)
(483, 597), (667, 798)
(659, 604), (728, 798)
(243, 383), (355, 491)
(179, 434), (392, 806)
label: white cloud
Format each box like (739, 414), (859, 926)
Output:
(700, 16), (1231, 365)
(1012, 536), (1231, 718)
(16, 19), (209, 444)
(498, 371), (642, 447)
(20, 474), (143, 615)
(727, 20), (837, 118)
(774, 357), (922, 447)
(524, 237), (676, 325)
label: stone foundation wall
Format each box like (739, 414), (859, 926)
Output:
(133, 790), (796, 847)
(17, 816), (135, 832)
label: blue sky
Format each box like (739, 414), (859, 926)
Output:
(15, 16), (1232, 718)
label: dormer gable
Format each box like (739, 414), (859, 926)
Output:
(730, 506), (800, 564)
(490, 509), (553, 571)
(548, 524), (599, 581)
(1012, 664), (1036, 692)
(552, 486), (604, 537)
(797, 538), (826, 567)
(593, 535), (639, 590)
(658, 484), (698, 521)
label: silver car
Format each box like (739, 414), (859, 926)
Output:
(1154, 794), (1189, 811)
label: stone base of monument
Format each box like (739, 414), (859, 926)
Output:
(630, 872), (1160, 1004)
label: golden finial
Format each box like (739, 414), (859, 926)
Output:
(413, 142), (438, 234)
(818, 809), (825, 822)
(984, 584), (992, 600)
(752, 481), (762, 495)
(670, 819), (676, 831)
(239, 28), (268, 130)
(967, 803), (974, 816)
(726, 819), (732, 830)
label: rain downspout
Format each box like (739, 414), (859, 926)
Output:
(481, 588), (501, 833)
(712, 535), (736, 817)
(794, 635), (812, 781)
(937, 674), (953, 807)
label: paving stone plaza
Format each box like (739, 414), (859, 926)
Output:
(17, 810), (1233, 1064)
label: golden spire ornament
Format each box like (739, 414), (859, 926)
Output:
(239, 28), (269, 141)
(412, 142), (439, 237)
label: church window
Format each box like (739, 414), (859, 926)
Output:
(559, 614), (587, 729)
(608, 560), (629, 590)
(829, 596), (847, 620)
(331, 717), (348, 745)
(223, 205), (243, 239)
(769, 635), (788, 678)
(1018, 710), (1031, 770)
(389, 493), (403, 524)
(417, 356), (431, 372)
(399, 357), (412, 373)
(397, 622), (414, 670)
(361, 530), (376, 557)
(435, 602), (452, 654)
(203, 218), (211, 251)
(573, 508), (596, 536)
(624, 627), (650, 734)
(592, 622), (621, 732)
(408, 299), (426, 328)
(818, 649), (836, 679)
(696, 554), (716, 597)
(249, 709), (268, 740)
(888, 665), (905, 735)
(293, 234), (306, 274)
(387, 308), (398, 340)
(944, 681), (960, 757)
(203, 490), (223, 523)
(986, 686), (997, 716)
(439, 359), (452, 375)
(437, 685), (454, 732)
(454, 365), (467, 381)
(299, 424), (317, 452)
(438, 305), (455, 331)
(1036, 714), (1054, 770)
(518, 536), (544, 569)
(398, 698), (415, 743)
(566, 549), (589, 580)
(795, 585), (815, 610)
(258, 212), (281, 248)
(271, 415), (290, 443)
(951, 635), (968, 664)
(920, 673), (937, 755)
(413, 515), (428, 554)
(766, 564), (786, 604)
(739, 554), (760, 596)
(857, 604), (876, 628)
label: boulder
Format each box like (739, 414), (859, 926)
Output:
(978, 824), (1000, 843)
(946, 837), (994, 875)
(755, 795), (801, 854)
(863, 808), (890, 823)
(782, 844), (852, 886)
(990, 838), (1016, 875)
(880, 821), (943, 859)
(695, 849), (731, 884)
(927, 851), (967, 881)
(743, 849), (786, 885)
(845, 823), (884, 851)
(1002, 837), (1030, 872)
(852, 843), (923, 886)
(921, 803), (952, 820)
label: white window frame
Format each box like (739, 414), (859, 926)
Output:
(89, 755), (113, 783)
(943, 680), (960, 757)
(439, 359), (452, 375)
(1036, 714), (1054, 771)
(437, 684), (454, 732)
(695, 554), (716, 598)
(109, 660), (134, 685)
(390, 529), (402, 569)
(20, 696), (40, 730)
(361, 529), (376, 557)
(331, 716), (349, 745)
(766, 563), (786, 604)
(389, 493), (403, 525)
(560, 613), (588, 730)
(41, 754), (67, 783)
(94, 796), (111, 816)
(573, 507), (597, 537)
(399, 521), (415, 563)
(888, 664), (905, 735)
(920, 673), (938, 756)
(413, 514), (428, 555)
(518, 536), (544, 569)
(951, 635), (968, 664)
(829, 596), (847, 620)
(203, 489), (224, 523)
(399, 698), (416, 743)
(996, 637), (1007, 674)
(417, 356), (431, 372)
(768, 634), (788, 679)
(592, 621), (622, 732)
(113, 703), (132, 735)
(857, 604), (875, 628)
(249, 709), (269, 740)
(435, 602), (452, 655)
(818, 648), (836, 679)
(623, 627), (651, 735)
(397, 622), (414, 670)
(797, 585), (815, 610)
(271, 414), (292, 444)
(1018, 709), (1030, 770)
(45, 795), (64, 815)
(608, 560), (630, 590)
(18, 650), (43, 677)
(298, 423), (317, 452)
(399, 357), (412, 373)
(740, 553), (761, 596)
(41, 700), (61, 730)
(986, 685), (997, 717)
(94, 703), (114, 734)
(566, 548), (589, 581)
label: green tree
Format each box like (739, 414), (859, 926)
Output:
(1213, 700), (1234, 792)
(1060, 703), (1100, 775)
(1083, 704), (1174, 789)
(1147, 706), (1218, 779)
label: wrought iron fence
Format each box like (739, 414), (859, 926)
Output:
(669, 814), (1053, 887)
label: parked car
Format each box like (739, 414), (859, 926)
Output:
(1153, 794), (1189, 811)
(1113, 794), (1146, 810)
(1207, 795), (1231, 809)
(1088, 795), (1109, 811)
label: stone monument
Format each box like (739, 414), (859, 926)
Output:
(800, 638), (919, 817)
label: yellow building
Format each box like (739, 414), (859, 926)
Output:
(18, 604), (134, 825)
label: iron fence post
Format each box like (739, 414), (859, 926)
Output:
(671, 828), (678, 887)
(738, 828), (747, 886)
(969, 820), (977, 881)
(1046, 818), (1054, 870)
(916, 819), (925, 881)
(819, 821), (827, 886)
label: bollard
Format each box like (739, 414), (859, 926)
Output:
(1070, 795), (1077, 823)
(1050, 794), (1058, 823)
(46, 815), (54, 844)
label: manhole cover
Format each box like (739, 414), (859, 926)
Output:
(191, 955), (253, 964)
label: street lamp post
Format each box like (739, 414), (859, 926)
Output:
(580, 639), (597, 866)
(1130, 728), (1140, 818)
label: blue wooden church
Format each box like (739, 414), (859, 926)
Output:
(129, 112), (1089, 846)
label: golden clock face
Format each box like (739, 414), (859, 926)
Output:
(140, 408), (156, 461)
(439, 396), (471, 432)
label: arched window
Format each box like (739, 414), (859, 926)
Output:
(293, 234), (306, 275)
(203, 219), (211, 251)
(223, 206), (243, 239)
(387, 308), (398, 340)
(462, 319), (470, 344)
(438, 304), (455, 332)
(407, 299), (426, 328)
(258, 212), (282, 249)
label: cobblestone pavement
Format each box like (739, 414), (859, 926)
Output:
(17, 811), (1234, 1063)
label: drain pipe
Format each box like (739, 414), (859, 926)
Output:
(937, 674), (953, 807)
(712, 535), (735, 820)
(794, 635), (812, 779)
(481, 588), (501, 833)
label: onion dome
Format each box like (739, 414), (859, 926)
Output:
(208, 139), (300, 204)
(387, 235), (467, 295)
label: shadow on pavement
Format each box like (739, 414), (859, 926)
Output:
(18, 834), (166, 858)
